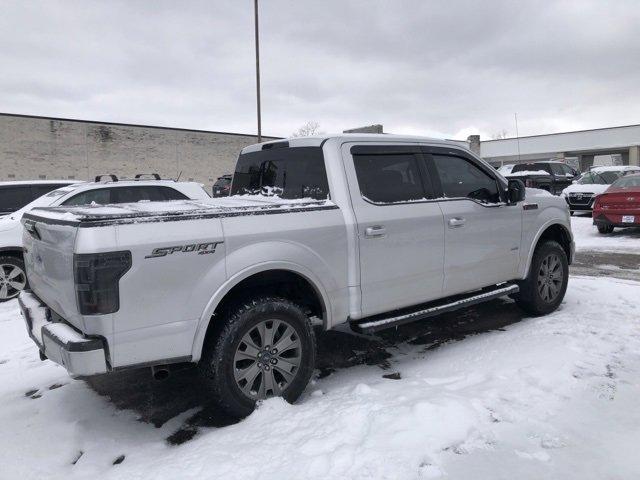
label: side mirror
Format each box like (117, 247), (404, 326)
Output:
(507, 179), (526, 203)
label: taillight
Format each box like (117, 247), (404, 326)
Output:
(593, 196), (602, 209)
(525, 179), (534, 187)
(74, 251), (132, 315)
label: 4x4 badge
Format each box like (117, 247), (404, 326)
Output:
(145, 242), (223, 259)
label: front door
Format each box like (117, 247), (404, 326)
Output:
(342, 144), (445, 318)
(426, 149), (523, 296)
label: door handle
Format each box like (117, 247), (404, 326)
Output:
(364, 225), (386, 238)
(448, 217), (466, 228)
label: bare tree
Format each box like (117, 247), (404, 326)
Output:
(491, 129), (509, 140)
(291, 121), (323, 137)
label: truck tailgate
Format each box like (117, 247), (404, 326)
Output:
(22, 217), (82, 329)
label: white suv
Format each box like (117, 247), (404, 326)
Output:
(0, 176), (210, 301)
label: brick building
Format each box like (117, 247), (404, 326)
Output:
(0, 113), (278, 186)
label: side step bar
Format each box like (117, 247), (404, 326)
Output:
(350, 284), (519, 334)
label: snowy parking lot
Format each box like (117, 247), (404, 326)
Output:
(0, 216), (639, 480)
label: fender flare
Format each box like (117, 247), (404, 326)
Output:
(190, 260), (332, 362)
(521, 220), (573, 278)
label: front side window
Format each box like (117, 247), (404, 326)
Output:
(231, 147), (329, 200)
(577, 173), (594, 185)
(353, 153), (426, 204)
(550, 164), (565, 176)
(432, 155), (501, 203)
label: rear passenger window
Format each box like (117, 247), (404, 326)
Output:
(353, 153), (427, 204)
(63, 188), (111, 206)
(114, 186), (188, 203)
(432, 155), (501, 204)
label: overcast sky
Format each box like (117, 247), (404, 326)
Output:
(1, 0), (639, 140)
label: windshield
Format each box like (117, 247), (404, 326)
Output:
(579, 171), (622, 185)
(611, 175), (640, 188)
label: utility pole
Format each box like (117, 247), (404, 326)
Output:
(514, 113), (521, 161)
(254, 0), (262, 142)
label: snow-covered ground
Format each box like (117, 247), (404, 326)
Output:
(1, 275), (639, 479)
(571, 214), (640, 253)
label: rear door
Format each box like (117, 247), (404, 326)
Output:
(425, 147), (522, 295)
(342, 144), (445, 317)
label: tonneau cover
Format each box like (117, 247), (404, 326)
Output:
(22, 196), (337, 227)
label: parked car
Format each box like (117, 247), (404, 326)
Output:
(592, 173), (640, 234)
(0, 180), (80, 217)
(0, 175), (210, 301)
(212, 174), (233, 197)
(19, 134), (573, 418)
(561, 166), (640, 215)
(504, 161), (579, 195)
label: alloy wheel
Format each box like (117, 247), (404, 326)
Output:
(233, 319), (302, 400)
(0, 263), (27, 300)
(537, 253), (563, 303)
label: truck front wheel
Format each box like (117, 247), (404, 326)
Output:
(199, 296), (316, 418)
(514, 240), (568, 316)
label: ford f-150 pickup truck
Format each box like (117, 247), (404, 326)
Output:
(18, 134), (574, 417)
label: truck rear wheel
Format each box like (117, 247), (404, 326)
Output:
(199, 296), (316, 418)
(514, 240), (568, 316)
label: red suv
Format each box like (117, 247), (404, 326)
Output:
(592, 173), (640, 234)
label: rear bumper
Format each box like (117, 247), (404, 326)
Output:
(19, 290), (109, 377)
(593, 213), (640, 228)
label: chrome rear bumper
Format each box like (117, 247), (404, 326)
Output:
(19, 290), (108, 377)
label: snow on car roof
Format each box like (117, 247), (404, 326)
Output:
(591, 165), (640, 172)
(505, 170), (551, 177)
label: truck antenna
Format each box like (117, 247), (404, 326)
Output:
(175, 170), (183, 182)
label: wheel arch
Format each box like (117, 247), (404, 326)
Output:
(191, 262), (331, 362)
(0, 247), (24, 258)
(522, 222), (573, 278)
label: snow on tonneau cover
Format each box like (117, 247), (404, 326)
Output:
(23, 195), (336, 226)
(21, 196), (336, 332)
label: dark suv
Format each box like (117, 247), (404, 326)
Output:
(505, 161), (579, 195)
(212, 174), (232, 197)
(0, 180), (79, 216)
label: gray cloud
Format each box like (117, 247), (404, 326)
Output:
(1, 0), (639, 140)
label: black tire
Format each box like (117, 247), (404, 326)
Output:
(0, 255), (28, 302)
(514, 240), (568, 316)
(198, 296), (316, 418)
(597, 224), (614, 234)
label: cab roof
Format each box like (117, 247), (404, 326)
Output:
(240, 133), (469, 154)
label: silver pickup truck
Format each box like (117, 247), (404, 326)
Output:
(19, 134), (574, 417)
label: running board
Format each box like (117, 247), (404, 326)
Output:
(350, 284), (519, 334)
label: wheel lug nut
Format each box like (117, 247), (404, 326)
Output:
(271, 349), (277, 354)
(265, 366), (270, 371)
(270, 358), (277, 364)
(257, 363), (262, 368)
